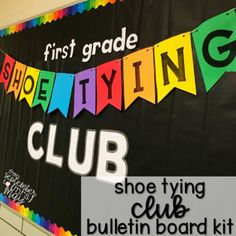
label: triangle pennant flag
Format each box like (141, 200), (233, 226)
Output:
(96, 59), (122, 115)
(32, 70), (55, 112)
(0, 54), (15, 90)
(154, 32), (196, 103)
(19, 66), (40, 106)
(7, 61), (26, 99)
(123, 47), (156, 109)
(192, 9), (236, 91)
(73, 68), (96, 117)
(48, 73), (74, 118)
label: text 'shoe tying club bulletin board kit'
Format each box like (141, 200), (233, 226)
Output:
(1, 0), (236, 235)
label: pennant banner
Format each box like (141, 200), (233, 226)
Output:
(192, 9), (236, 91)
(32, 70), (55, 112)
(48, 73), (74, 118)
(154, 32), (196, 102)
(0, 54), (15, 90)
(123, 47), (156, 109)
(96, 59), (122, 114)
(73, 68), (96, 117)
(0, 9), (235, 117)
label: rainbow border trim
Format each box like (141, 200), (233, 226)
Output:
(0, 0), (120, 37)
(0, 193), (76, 236)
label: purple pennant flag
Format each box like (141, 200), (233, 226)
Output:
(73, 68), (96, 117)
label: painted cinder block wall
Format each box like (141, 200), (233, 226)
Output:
(0, 202), (54, 236)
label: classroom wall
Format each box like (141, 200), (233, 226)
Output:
(0, 0), (85, 29)
(0, 202), (54, 236)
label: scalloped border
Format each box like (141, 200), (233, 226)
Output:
(0, 193), (77, 236)
(0, 0), (120, 37)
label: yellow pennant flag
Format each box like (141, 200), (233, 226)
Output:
(123, 47), (156, 109)
(154, 32), (196, 103)
(19, 66), (40, 107)
(7, 61), (27, 99)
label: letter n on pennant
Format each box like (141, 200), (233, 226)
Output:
(154, 32), (196, 103)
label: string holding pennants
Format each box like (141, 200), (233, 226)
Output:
(0, 8), (236, 118)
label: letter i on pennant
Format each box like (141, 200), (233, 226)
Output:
(123, 47), (156, 109)
(154, 32), (196, 103)
(7, 61), (27, 99)
(19, 67), (40, 107)
(96, 59), (122, 115)
(0, 54), (15, 90)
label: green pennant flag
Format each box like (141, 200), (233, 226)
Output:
(32, 70), (55, 112)
(192, 9), (236, 91)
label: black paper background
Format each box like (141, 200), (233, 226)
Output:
(0, 0), (236, 234)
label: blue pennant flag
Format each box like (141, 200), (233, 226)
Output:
(48, 73), (74, 117)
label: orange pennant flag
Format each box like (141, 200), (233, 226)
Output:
(7, 61), (27, 99)
(123, 47), (156, 109)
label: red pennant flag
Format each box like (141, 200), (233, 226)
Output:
(96, 59), (122, 115)
(0, 54), (15, 90)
